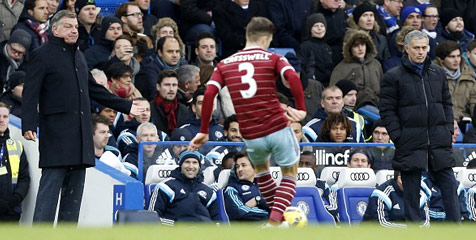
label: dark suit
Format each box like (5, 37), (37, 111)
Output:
(22, 35), (132, 223)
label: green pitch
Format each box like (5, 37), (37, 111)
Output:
(0, 222), (473, 240)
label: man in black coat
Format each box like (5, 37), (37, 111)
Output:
(379, 30), (461, 223)
(22, 10), (143, 224)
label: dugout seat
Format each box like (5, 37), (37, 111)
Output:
(291, 187), (336, 225)
(320, 167), (346, 185)
(145, 165), (178, 185)
(203, 166), (217, 186)
(375, 170), (394, 186)
(336, 168), (376, 225)
(115, 210), (159, 224)
(216, 189), (230, 224)
(456, 169), (476, 188)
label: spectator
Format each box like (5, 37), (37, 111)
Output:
(177, 65), (201, 106)
(84, 16), (123, 69)
(59, 0), (75, 12)
(317, 113), (353, 143)
(150, 70), (189, 136)
(0, 71), (25, 117)
(179, 0), (217, 43)
(0, 29), (31, 92)
(330, 30), (382, 109)
(0, 0), (24, 39)
(115, 1), (154, 62)
(206, 114), (243, 166)
(148, 150), (219, 225)
(363, 170), (430, 227)
(106, 62), (142, 101)
(0, 102), (30, 222)
(224, 151), (269, 221)
(375, 0), (402, 35)
(441, 0), (476, 37)
(420, 4), (439, 41)
(434, 40), (476, 123)
(268, 0), (312, 51)
(212, 151), (236, 184)
(298, 13), (334, 86)
(11, 0), (49, 54)
(387, 6), (423, 61)
(122, 122), (170, 180)
(382, 25), (414, 72)
(106, 35), (141, 83)
(132, 0), (157, 37)
(366, 119), (394, 172)
(136, 36), (188, 100)
(213, 0), (268, 58)
(465, 40), (476, 77)
(92, 114), (130, 175)
(379, 30), (461, 223)
(150, 17), (185, 57)
(334, 79), (365, 133)
(436, 8), (474, 53)
(193, 32), (217, 67)
(303, 86), (364, 143)
(75, 0), (100, 52)
(45, 0), (59, 20)
(348, 2), (390, 63)
(315, 0), (348, 64)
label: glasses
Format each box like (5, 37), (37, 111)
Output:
(8, 44), (26, 56)
(125, 12), (143, 18)
(423, 15), (439, 19)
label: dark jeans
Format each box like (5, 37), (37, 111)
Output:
(33, 167), (86, 223)
(401, 167), (461, 222)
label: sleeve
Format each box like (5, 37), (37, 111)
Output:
(378, 72), (402, 143)
(440, 68), (455, 131)
(180, 0), (212, 25)
(298, 43), (315, 81)
(276, 56), (306, 111)
(467, 187), (476, 221)
(325, 185), (339, 220)
(148, 182), (176, 226)
(13, 151), (30, 201)
(268, 1), (300, 50)
(457, 182), (469, 220)
(22, 50), (46, 133)
(223, 187), (269, 221)
(88, 72), (133, 114)
(207, 190), (220, 222)
(200, 67), (222, 134)
(364, 189), (406, 228)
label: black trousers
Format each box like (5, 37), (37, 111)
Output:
(401, 167), (461, 222)
(33, 167), (86, 223)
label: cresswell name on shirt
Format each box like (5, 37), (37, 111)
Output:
(223, 53), (271, 64)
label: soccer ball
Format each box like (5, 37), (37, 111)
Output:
(283, 206), (308, 227)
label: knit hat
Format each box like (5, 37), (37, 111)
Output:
(371, 119), (386, 135)
(352, 2), (375, 23)
(305, 13), (327, 40)
(75, 0), (96, 14)
(7, 71), (26, 91)
(284, 52), (301, 73)
(100, 16), (122, 38)
(92, 101), (106, 114)
(8, 29), (32, 49)
(335, 79), (358, 97)
(178, 150), (202, 167)
(400, 6), (421, 25)
(170, 128), (193, 141)
(440, 8), (463, 28)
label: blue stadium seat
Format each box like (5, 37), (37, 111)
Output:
(115, 209), (159, 224)
(216, 189), (230, 224)
(291, 187), (336, 225)
(466, 123), (473, 133)
(337, 187), (374, 225)
(96, 0), (128, 17)
(268, 48), (296, 57)
(144, 184), (157, 209)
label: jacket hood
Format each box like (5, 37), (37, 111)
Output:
(347, 15), (380, 34)
(342, 29), (377, 62)
(18, 8), (35, 22)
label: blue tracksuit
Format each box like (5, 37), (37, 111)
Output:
(303, 108), (364, 142)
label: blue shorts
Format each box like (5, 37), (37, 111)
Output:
(243, 126), (300, 168)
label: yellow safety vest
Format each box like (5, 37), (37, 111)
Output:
(5, 138), (23, 184)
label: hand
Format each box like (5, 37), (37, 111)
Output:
(188, 133), (209, 151)
(129, 100), (145, 116)
(281, 78), (290, 89)
(116, 46), (133, 61)
(285, 106), (306, 122)
(24, 130), (37, 142)
(245, 198), (257, 208)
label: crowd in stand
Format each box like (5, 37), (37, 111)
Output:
(2, 0), (476, 226)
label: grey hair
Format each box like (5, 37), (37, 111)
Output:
(51, 10), (77, 29)
(137, 122), (158, 138)
(177, 65), (200, 84)
(404, 30), (429, 47)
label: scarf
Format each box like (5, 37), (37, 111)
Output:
(422, 28), (437, 39)
(443, 66), (461, 87)
(376, 5), (399, 34)
(109, 81), (135, 99)
(25, 19), (49, 44)
(154, 93), (178, 133)
(2, 44), (21, 87)
(156, 55), (181, 71)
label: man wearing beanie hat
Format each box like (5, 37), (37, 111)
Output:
(400, 6), (422, 30)
(436, 8), (474, 53)
(0, 29), (31, 93)
(335, 79), (365, 132)
(348, 2), (390, 63)
(148, 149), (219, 224)
(76, 0), (101, 52)
(0, 71), (25, 117)
(366, 119), (394, 172)
(84, 16), (123, 69)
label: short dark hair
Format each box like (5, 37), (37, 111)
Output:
(115, 2), (139, 18)
(435, 40), (461, 60)
(106, 62), (132, 80)
(114, 34), (133, 48)
(192, 87), (206, 105)
(468, 39), (476, 53)
(24, 0), (37, 11)
(224, 114), (238, 131)
(156, 36), (177, 52)
(233, 151), (254, 169)
(157, 69), (178, 84)
(92, 114), (111, 133)
(222, 151), (237, 167)
(195, 32), (215, 49)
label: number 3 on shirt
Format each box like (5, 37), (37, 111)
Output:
(239, 62), (257, 99)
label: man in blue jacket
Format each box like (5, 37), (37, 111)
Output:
(148, 150), (219, 225)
